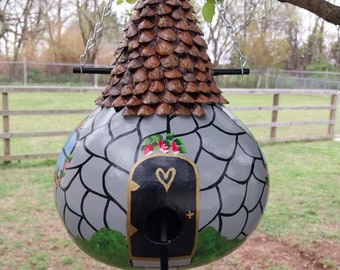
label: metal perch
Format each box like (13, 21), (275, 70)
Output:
(73, 67), (250, 76)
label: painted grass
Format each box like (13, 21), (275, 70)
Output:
(1, 91), (339, 156)
(0, 140), (339, 269)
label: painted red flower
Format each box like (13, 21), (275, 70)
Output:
(158, 140), (169, 153)
(172, 141), (180, 154)
(56, 176), (61, 189)
(144, 144), (154, 156)
(63, 159), (69, 170)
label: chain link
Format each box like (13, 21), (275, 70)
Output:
(79, 0), (247, 74)
(214, 0), (247, 74)
(79, 0), (115, 73)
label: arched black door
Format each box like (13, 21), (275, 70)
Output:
(127, 154), (200, 268)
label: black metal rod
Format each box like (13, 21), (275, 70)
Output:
(160, 245), (168, 270)
(73, 67), (250, 76)
(73, 67), (112, 74)
(214, 68), (250, 75)
(160, 213), (169, 270)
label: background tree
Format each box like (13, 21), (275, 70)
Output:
(75, 0), (123, 65)
(283, 5), (300, 70)
(1, 0), (339, 74)
(202, 0), (257, 67)
(329, 27), (340, 68)
(300, 17), (326, 70)
(0, 0), (47, 79)
(41, 0), (73, 63)
(201, 0), (292, 87)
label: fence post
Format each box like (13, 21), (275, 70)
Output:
(270, 93), (280, 141)
(328, 93), (339, 137)
(324, 69), (329, 89)
(24, 58), (27, 86)
(2, 91), (11, 164)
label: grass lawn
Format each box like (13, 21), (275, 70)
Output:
(0, 140), (339, 269)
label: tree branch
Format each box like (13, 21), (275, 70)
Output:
(277, 0), (340, 25)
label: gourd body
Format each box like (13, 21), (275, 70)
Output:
(54, 104), (269, 269)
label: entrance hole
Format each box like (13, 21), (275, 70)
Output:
(144, 207), (182, 244)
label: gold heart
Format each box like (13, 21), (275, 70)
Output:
(155, 167), (176, 192)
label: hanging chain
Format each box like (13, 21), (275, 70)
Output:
(79, 0), (115, 73)
(79, 0), (247, 74)
(214, 0), (247, 74)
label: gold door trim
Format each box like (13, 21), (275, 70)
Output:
(126, 153), (200, 263)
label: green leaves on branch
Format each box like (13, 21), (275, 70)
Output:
(125, 0), (137, 4)
(117, 0), (137, 5)
(202, 0), (216, 23)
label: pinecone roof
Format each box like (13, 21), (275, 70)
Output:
(95, 0), (228, 116)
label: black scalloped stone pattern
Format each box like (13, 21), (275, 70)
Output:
(54, 104), (269, 243)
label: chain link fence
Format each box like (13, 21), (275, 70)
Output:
(273, 70), (340, 90)
(0, 60), (109, 87)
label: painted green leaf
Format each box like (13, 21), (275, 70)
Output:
(202, 1), (215, 23)
(173, 138), (185, 146)
(166, 133), (174, 140)
(164, 139), (172, 147)
(144, 137), (153, 145)
(179, 145), (188, 153)
(152, 134), (163, 143)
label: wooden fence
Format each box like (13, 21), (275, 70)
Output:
(0, 86), (339, 162)
(223, 88), (339, 142)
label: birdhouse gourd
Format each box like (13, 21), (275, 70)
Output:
(54, 0), (269, 268)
